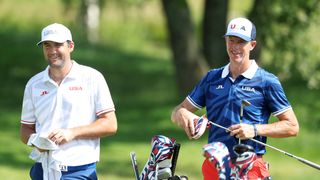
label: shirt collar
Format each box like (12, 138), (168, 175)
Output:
(42, 60), (79, 82)
(42, 66), (51, 82)
(221, 60), (258, 79)
(66, 60), (79, 79)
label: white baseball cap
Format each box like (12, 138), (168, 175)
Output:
(37, 23), (72, 45)
(224, 17), (256, 41)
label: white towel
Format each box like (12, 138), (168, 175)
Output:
(28, 133), (61, 180)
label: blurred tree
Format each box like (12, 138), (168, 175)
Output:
(162, 0), (320, 96)
(202, 0), (228, 68)
(161, 0), (229, 96)
(248, 0), (320, 88)
(62, 0), (106, 44)
(161, 0), (209, 96)
(62, 0), (320, 93)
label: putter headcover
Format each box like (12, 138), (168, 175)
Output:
(202, 142), (230, 180)
(140, 135), (176, 180)
(230, 149), (258, 179)
(192, 115), (208, 139)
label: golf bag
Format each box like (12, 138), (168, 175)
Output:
(131, 135), (187, 180)
(203, 142), (271, 180)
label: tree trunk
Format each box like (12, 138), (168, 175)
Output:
(202, 0), (229, 68)
(248, 0), (263, 62)
(62, 0), (102, 44)
(85, 0), (100, 44)
(161, 0), (208, 96)
(79, 0), (100, 44)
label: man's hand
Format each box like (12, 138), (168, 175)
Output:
(48, 129), (75, 145)
(175, 115), (196, 139)
(228, 123), (255, 139)
(172, 111), (198, 139)
(171, 99), (200, 139)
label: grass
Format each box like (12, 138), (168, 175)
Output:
(0, 0), (320, 179)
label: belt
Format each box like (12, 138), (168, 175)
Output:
(59, 162), (96, 172)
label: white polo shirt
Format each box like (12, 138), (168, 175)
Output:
(21, 61), (115, 166)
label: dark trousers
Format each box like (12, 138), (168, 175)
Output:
(30, 162), (98, 180)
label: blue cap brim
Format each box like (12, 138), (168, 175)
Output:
(224, 33), (252, 41)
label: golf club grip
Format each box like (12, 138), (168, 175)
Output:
(171, 143), (181, 175)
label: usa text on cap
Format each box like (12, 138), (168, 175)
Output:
(224, 17), (256, 41)
(37, 23), (72, 46)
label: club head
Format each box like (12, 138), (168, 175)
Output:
(233, 144), (254, 156)
(168, 175), (189, 180)
(157, 167), (172, 180)
(240, 100), (251, 118)
(241, 100), (251, 107)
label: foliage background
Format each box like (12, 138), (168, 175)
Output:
(0, 0), (319, 179)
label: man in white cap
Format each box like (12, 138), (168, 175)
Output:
(20, 23), (118, 179)
(171, 17), (299, 179)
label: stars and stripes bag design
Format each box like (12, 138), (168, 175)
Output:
(140, 135), (176, 180)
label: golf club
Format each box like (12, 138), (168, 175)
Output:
(207, 120), (320, 170)
(130, 152), (140, 180)
(170, 143), (180, 176)
(239, 100), (251, 144)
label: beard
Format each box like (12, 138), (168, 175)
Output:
(47, 57), (66, 69)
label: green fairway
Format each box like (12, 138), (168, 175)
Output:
(0, 0), (319, 179)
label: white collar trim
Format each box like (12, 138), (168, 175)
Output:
(221, 60), (258, 79)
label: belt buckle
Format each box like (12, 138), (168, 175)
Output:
(59, 165), (68, 172)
